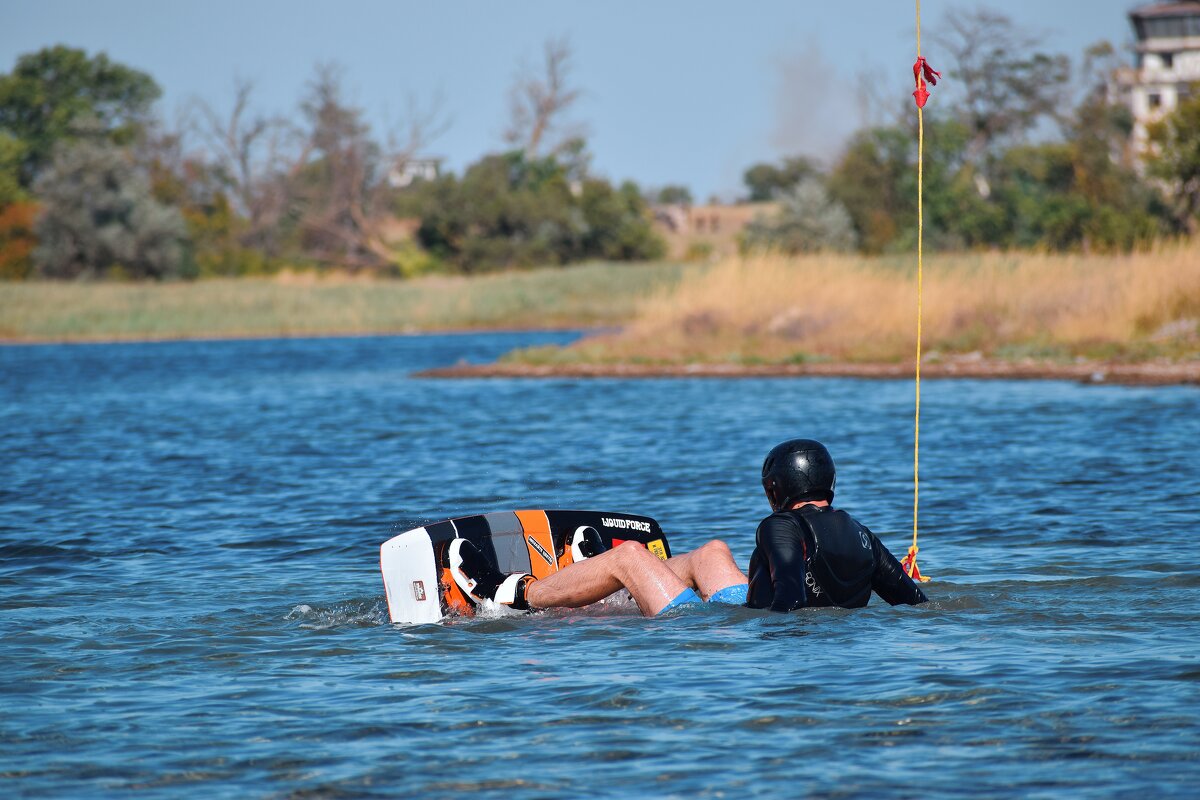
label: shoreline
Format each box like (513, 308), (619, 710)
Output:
(415, 359), (1200, 386)
(4, 324), (1193, 386)
(0, 324), (590, 347)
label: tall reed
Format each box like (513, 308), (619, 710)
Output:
(546, 242), (1200, 364)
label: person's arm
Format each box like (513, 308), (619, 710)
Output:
(755, 514), (807, 612)
(869, 531), (928, 605)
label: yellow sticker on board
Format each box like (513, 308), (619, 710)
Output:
(648, 539), (668, 561)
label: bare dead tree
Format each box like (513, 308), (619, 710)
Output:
(380, 90), (449, 183)
(187, 68), (445, 270)
(139, 106), (196, 203)
(934, 8), (1071, 163)
(191, 79), (309, 253)
(293, 64), (447, 269)
(503, 37), (584, 158)
(290, 64), (373, 267)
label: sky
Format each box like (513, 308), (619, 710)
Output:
(3, 0), (1147, 200)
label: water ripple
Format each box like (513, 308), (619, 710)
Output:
(1, 335), (1199, 797)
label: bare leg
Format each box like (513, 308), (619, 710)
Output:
(525, 541), (690, 617)
(665, 539), (748, 599)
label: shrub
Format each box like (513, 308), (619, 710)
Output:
(32, 139), (190, 279)
(0, 200), (37, 279)
(741, 179), (858, 254)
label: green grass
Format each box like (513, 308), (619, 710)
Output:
(0, 261), (699, 342)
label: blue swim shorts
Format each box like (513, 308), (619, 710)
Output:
(657, 587), (703, 615)
(708, 583), (749, 605)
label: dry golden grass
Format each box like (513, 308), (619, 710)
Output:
(513, 242), (1200, 365)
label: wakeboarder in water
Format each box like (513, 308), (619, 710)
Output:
(446, 439), (927, 616)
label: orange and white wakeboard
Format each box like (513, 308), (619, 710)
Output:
(380, 509), (671, 624)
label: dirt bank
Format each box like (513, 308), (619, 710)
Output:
(417, 359), (1200, 386)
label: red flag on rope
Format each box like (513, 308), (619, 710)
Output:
(912, 56), (941, 108)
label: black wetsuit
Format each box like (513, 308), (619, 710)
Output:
(746, 504), (927, 612)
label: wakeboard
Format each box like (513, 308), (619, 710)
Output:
(380, 509), (671, 624)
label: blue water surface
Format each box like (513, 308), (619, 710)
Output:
(2, 332), (1198, 798)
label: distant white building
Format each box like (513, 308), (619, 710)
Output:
(1112, 2), (1200, 151)
(387, 157), (443, 188)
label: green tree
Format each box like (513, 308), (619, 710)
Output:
(917, 116), (1008, 250)
(33, 137), (190, 279)
(825, 97), (1161, 254)
(417, 151), (577, 271)
(0, 46), (160, 187)
(743, 156), (819, 201)
(1147, 88), (1200, 235)
(581, 179), (665, 260)
(741, 178), (858, 254)
(1065, 91), (1164, 249)
(417, 148), (662, 272)
(0, 134), (27, 205)
(977, 84), (1163, 252)
(827, 126), (913, 253)
(653, 184), (693, 206)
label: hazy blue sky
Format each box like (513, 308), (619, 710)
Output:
(4, 0), (1146, 198)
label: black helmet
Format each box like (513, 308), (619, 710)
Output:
(761, 439), (836, 511)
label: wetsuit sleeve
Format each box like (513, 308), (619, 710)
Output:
(868, 530), (928, 606)
(755, 514), (807, 612)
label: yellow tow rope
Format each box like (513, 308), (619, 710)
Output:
(903, 0), (937, 583)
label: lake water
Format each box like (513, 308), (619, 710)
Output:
(2, 332), (1198, 798)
